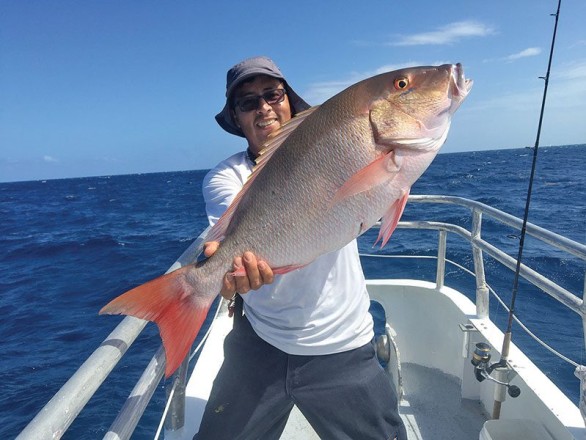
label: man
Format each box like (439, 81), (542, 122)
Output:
(195, 56), (406, 440)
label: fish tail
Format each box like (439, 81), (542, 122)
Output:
(99, 265), (213, 378)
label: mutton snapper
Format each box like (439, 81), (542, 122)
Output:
(101, 64), (472, 377)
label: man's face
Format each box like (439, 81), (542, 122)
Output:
(232, 75), (292, 155)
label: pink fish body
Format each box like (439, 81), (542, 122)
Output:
(101, 64), (473, 377)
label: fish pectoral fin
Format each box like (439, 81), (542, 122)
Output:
(99, 265), (213, 378)
(332, 151), (402, 205)
(375, 189), (410, 248)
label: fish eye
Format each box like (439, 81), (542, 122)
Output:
(394, 77), (409, 90)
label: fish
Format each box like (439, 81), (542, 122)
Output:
(100, 64), (473, 378)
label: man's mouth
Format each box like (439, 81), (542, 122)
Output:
(257, 119), (277, 128)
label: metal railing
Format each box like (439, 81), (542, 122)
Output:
(402, 195), (585, 319)
(16, 229), (210, 440)
(16, 196), (585, 439)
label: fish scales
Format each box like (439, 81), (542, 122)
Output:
(227, 86), (382, 257)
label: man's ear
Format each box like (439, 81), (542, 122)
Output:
(231, 109), (240, 128)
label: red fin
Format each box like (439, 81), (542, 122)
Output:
(100, 266), (213, 378)
(255, 106), (319, 168)
(230, 263), (305, 277)
(332, 151), (402, 206)
(375, 189), (410, 248)
(271, 264), (307, 275)
(231, 266), (246, 277)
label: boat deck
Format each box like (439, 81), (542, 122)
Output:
(171, 306), (487, 440)
(280, 362), (487, 440)
(399, 363), (487, 439)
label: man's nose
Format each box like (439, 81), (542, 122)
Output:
(256, 97), (272, 112)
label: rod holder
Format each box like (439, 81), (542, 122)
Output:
(471, 343), (521, 398)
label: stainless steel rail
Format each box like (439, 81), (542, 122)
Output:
(16, 197), (585, 439)
(403, 195), (585, 316)
(409, 195), (586, 259)
(17, 229), (209, 440)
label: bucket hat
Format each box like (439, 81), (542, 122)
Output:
(215, 56), (310, 137)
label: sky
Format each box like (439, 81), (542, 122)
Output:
(1, 0), (585, 183)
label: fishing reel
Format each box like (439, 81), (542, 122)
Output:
(471, 343), (521, 398)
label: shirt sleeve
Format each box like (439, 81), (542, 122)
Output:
(202, 153), (250, 227)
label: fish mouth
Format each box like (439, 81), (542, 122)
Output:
(450, 63), (473, 99)
(438, 64), (472, 119)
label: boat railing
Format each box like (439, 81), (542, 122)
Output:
(17, 195), (586, 440)
(16, 230), (209, 440)
(399, 195), (585, 320)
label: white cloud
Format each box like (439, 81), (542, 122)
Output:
(506, 47), (542, 62)
(462, 60), (586, 125)
(556, 60), (586, 80)
(372, 63), (424, 75)
(43, 155), (59, 163)
(546, 61), (586, 110)
(391, 21), (494, 46)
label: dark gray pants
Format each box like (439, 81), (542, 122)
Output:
(194, 316), (406, 440)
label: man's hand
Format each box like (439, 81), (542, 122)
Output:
(204, 241), (274, 300)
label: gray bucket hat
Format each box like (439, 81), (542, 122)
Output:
(215, 56), (311, 137)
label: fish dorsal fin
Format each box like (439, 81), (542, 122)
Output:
(254, 106), (319, 170)
(206, 106), (319, 244)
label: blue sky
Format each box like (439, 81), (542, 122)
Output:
(1, 0), (585, 182)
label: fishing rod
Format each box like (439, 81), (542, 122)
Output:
(495, 0), (562, 418)
(470, 0), (563, 420)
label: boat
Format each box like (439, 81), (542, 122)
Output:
(16, 194), (586, 439)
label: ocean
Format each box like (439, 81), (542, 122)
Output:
(1, 145), (585, 439)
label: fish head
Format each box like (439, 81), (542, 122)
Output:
(369, 64), (473, 153)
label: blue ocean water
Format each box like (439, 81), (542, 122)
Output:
(1, 145), (585, 439)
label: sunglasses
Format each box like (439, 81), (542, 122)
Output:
(234, 88), (287, 112)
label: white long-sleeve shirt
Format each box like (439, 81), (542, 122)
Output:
(202, 151), (373, 355)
